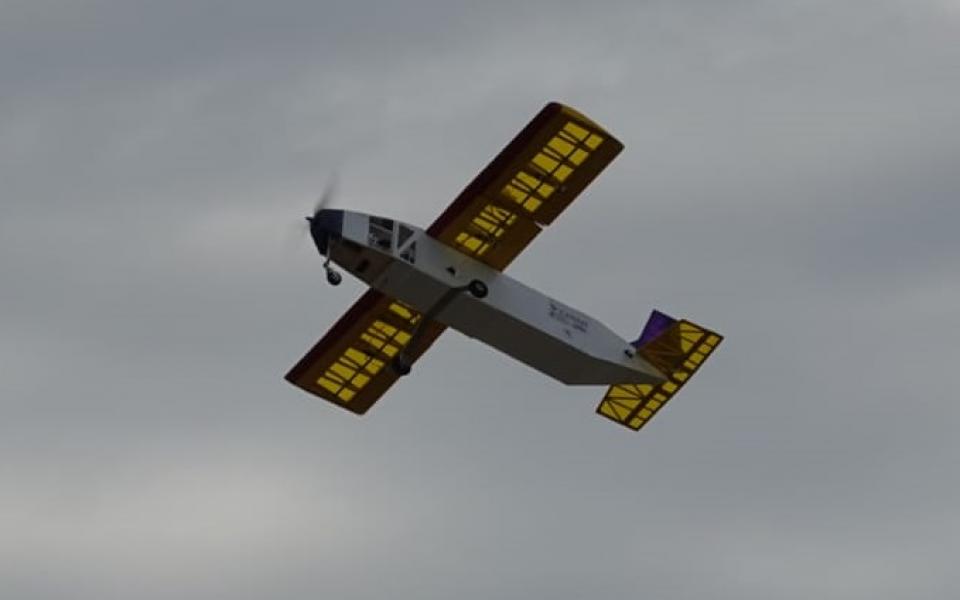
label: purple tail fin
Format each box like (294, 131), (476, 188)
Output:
(631, 309), (677, 349)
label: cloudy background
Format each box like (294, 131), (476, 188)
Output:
(3, 0), (959, 597)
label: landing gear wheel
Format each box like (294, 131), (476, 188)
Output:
(391, 356), (412, 376)
(467, 279), (488, 299)
(326, 270), (342, 286)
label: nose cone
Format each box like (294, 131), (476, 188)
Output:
(308, 209), (344, 256)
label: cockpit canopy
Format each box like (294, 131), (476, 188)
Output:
(366, 216), (418, 263)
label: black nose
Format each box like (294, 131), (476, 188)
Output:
(309, 209), (344, 256)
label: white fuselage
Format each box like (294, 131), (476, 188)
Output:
(326, 211), (664, 386)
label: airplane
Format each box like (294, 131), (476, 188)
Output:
(285, 102), (722, 431)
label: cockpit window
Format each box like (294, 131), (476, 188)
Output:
(400, 242), (417, 264)
(397, 225), (414, 248)
(370, 217), (394, 230)
(368, 217), (394, 250)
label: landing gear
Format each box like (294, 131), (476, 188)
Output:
(391, 356), (412, 376)
(467, 279), (488, 299)
(387, 280), (488, 378)
(323, 250), (342, 286)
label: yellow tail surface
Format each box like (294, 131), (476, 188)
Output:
(597, 319), (723, 431)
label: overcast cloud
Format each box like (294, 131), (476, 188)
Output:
(2, 1), (959, 598)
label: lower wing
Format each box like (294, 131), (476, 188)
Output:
(285, 289), (445, 414)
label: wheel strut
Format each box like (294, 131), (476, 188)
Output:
(391, 279), (490, 376)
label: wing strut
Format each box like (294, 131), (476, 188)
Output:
(392, 279), (489, 374)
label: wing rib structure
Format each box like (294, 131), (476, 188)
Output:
(428, 102), (624, 271)
(285, 290), (445, 414)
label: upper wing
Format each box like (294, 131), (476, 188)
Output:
(285, 289), (446, 414)
(427, 102), (624, 271)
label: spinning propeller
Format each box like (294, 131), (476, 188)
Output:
(285, 174), (343, 286)
(310, 175), (343, 286)
(308, 173), (339, 223)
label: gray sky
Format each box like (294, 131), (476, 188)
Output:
(3, 1), (959, 598)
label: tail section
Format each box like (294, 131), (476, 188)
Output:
(597, 310), (723, 431)
(632, 309), (677, 349)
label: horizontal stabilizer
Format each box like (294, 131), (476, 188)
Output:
(597, 315), (722, 431)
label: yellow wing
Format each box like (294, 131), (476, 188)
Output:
(427, 102), (624, 271)
(285, 290), (445, 414)
(597, 320), (723, 431)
